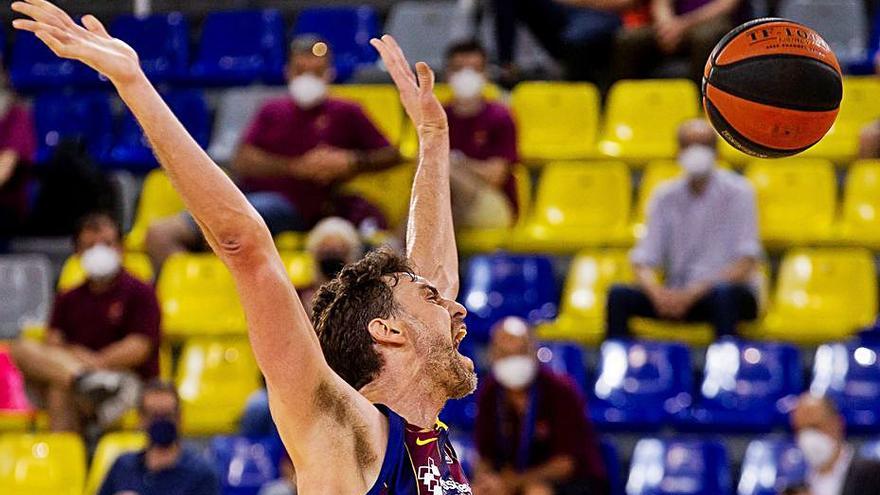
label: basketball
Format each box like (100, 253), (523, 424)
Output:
(703, 18), (843, 158)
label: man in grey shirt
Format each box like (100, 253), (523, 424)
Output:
(606, 119), (762, 339)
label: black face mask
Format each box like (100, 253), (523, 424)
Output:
(147, 417), (179, 448)
(319, 257), (346, 279)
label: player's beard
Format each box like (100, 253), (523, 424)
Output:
(417, 324), (477, 400)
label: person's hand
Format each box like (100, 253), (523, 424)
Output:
(370, 35), (447, 133)
(68, 345), (103, 369)
(472, 471), (510, 495)
(290, 146), (355, 184)
(647, 286), (677, 319)
(655, 16), (688, 54)
(12, 0), (141, 87)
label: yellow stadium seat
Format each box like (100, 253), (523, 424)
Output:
(745, 158), (836, 249)
(757, 248), (877, 344)
(125, 170), (186, 252)
(511, 82), (600, 162)
(83, 432), (146, 495)
(598, 79), (700, 162)
(176, 337), (261, 436)
(280, 251), (317, 288)
(0, 432), (85, 495)
(329, 84), (404, 145)
(837, 160), (880, 248)
(339, 162), (415, 229)
(156, 253), (245, 339)
(57, 252), (154, 292)
(457, 165), (532, 253)
(801, 77), (880, 162)
(274, 231), (305, 251)
(509, 161), (632, 253)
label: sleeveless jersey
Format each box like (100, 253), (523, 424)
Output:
(367, 405), (471, 495)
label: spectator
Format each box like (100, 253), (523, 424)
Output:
(258, 454), (297, 495)
(444, 40), (519, 229)
(473, 317), (608, 495)
(11, 212), (157, 431)
(146, 35), (400, 268)
(859, 120), (880, 159)
(790, 393), (880, 495)
(612, 0), (743, 83)
(606, 119), (761, 339)
(98, 380), (220, 495)
(0, 62), (36, 243)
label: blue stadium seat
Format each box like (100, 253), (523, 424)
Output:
(461, 254), (559, 344)
(600, 438), (623, 495)
(108, 90), (210, 173)
(738, 438), (806, 495)
(291, 6), (380, 83)
(590, 340), (692, 430)
(440, 393), (478, 432)
(685, 339), (802, 432)
(210, 435), (284, 495)
(110, 13), (189, 84)
(10, 31), (102, 91)
(537, 341), (589, 392)
(860, 438), (880, 461)
(189, 10), (285, 86)
(810, 342), (880, 433)
(34, 92), (113, 163)
(627, 437), (731, 495)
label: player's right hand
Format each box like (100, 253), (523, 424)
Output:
(12, 0), (141, 86)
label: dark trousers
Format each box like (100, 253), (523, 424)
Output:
(606, 283), (758, 338)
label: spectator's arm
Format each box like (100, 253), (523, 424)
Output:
(346, 104), (401, 175)
(232, 145), (296, 178)
(0, 149), (19, 187)
(651, 0), (677, 22)
(510, 455), (576, 486)
(45, 328), (64, 346)
(557, 0), (641, 10)
(351, 145), (401, 174)
(679, 0), (740, 28)
(95, 334), (151, 370)
(631, 192), (667, 296)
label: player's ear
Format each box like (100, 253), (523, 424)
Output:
(368, 317), (406, 346)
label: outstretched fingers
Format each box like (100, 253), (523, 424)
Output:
(12, 0), (73, 30)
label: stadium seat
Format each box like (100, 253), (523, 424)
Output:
(600, 438), (623, 495)
(441, 393), (478, 432)
(157, 253), (246, 339)
(108, 90), (211, 173)
(598, 79), (700, 162)
(849, 8), (880, 74)
(837, 160), (880, 248)
(759, 248), (877, 343)
(778, 0), (868, 67)
(292, 6), (380, 83)
(536, 341), (589, 392)
(457, 165), (532, 253)
(33, 92), (113, 163)
(110, 13), (189, 83)
(0, 432), (86, 495)
(510, 82), (600, 161)
(802, 77), (880, 161)
(189, 10), (285, 86)
(509, 161), (632, 253)
(176, 338), (261, 435)
(125, 169), (186, 251)
(460, 254), (559, 344)
(210, 435), (284, 495)
(590, 340), (692, 429)
(57, 252), (153, 292)
(744, 158), (836, 248)
(280, 251), (317, 288)
(10, 31), (101, 91)
(811, 342), (880, 432)
(686, 339), (802, 431)
(339, 162), (415, 229)
(0, 255), (51, 340)
(327, 84), (403, 146)
(737, 438), (806, 495)
(626, 437), (731, 495)
(385, 1), (458, 71)
(84, 432), (147, 495)
(537, 250), (631, 345)
(0, 345), (34, 431)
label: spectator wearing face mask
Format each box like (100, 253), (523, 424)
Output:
(790, 393), (880, 495)
(606, 119), (762, 340)
(0, 59), (36, 244)
(444, 40), (519, 230)
(98, 380), (220, 495)
(472, 317), (609, 495)
(146, 35), (400, 269)
(11, 212), (158, 431)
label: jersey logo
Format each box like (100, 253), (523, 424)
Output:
(417, 458), (472, 495)
(416, 437), (438, 446)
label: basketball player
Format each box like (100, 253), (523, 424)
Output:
(12, 1), (475, 493)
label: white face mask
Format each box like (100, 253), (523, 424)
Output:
(80, 244), (122, 280)
(288, 73), (327, 109)
(797, 429), (838, 468)
(678, 144), (716, 178)
(492, 355), (538, 390)
(449, 68), (485, 100)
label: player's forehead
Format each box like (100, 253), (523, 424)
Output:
(393, 274), (438, 296)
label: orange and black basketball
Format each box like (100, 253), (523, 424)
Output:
(703, 18), (843, 158)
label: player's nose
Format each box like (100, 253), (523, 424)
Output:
(448, 300), (467, 320)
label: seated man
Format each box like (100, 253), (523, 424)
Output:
(445, 40), (520, 230)
(0, 61), (36, 242)
(146, 35), (400, 267)
(12, 212), (159, 431)
(606, 119), (762, 339)
(98, 380), (219, 495)
(473, 317), (609, 495)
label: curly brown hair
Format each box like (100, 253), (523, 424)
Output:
(311, 247), (415, 390)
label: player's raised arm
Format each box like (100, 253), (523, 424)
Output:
(371, 36), (460, 299)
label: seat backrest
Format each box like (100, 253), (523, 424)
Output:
(280, 251), (317, 288)
(110, 13), (188, 72)
(511, 82), (600, 159)
(560, 250), (633, 320)
(10, 31), (97, 90)
(0, 346), (32, 412)
(701, 340), (801, 408)
(176, 338), (260, 405)
(0, 255), (51, 339)
(627, 437), (730, 495)
(841, 160), (880, 227)
(57, 252), (154, 292)
(328, 84), (403, 145)
(207, 86), (287, 163)
(386, 1), (458, 70)
(293, 6), (380, 68)
(530, 161), (631, 231)
(196, 10), (284, 68)
(778, 0), (868, 64)
(594, 340), (692, 409)
(84, 432), (147, 495)
(0, 432), (86, 495)
(811, 342), (880, 415)
(737, 438), (806, 495)
(537, 341), (589, 392)
(210, 435), (283, 494)
(34, 92), (113, 163)
(126, 169), (186, 250)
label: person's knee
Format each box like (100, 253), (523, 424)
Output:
(522, 482), (555, 495)
(10, 340), (39, 369)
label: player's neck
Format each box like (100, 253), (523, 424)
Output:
(360, 369), (446, 429)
